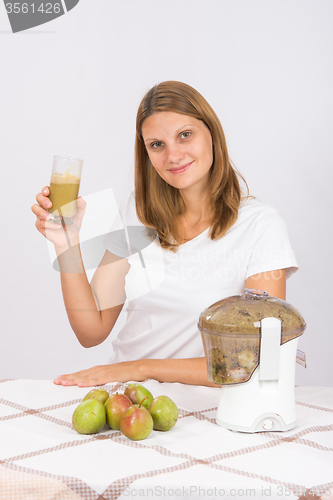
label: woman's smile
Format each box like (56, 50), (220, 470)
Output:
(168, 161), (194, 174)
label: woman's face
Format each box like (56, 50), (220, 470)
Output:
(141, 111), (213, 194)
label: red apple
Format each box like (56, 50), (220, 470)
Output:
(104, 393), (133, 430)
(120, 405), (153, 440)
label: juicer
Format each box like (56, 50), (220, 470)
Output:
(198, 289), (306, 433)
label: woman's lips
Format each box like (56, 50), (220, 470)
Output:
(168, 161), (193, 174)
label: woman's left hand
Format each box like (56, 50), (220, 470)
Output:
(53, 361), (144, 387)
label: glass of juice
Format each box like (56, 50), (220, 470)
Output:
(48, 155), (83, 225)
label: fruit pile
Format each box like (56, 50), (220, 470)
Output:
(72, 383), (179, 441)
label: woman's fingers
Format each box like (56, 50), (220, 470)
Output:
(73, 196), (86, 223)
(33, 206), (62, 235)
(40, 220), (62, 232)
(33, 187), (85, 225)
(31, 203), (51, 221)
(54, 362), (141, 388)
(33, 185), (85, 245)
(36, 187), (52, 209)
(54, 366), (112, 387)
(32, 186), (52, 224)
(77, 196), (86, 210)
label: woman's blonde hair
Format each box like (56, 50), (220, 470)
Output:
(135, 81), (247, 251)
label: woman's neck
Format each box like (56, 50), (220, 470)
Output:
(179, 186), (212, 227)
(177, 186), (212, 242)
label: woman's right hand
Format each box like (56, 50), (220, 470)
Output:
(31, 186), (86, 250)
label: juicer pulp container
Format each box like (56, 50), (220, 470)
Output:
(198, 289), (306, 433)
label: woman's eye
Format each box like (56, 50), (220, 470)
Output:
(180, 131), (191, 139)
(151, 141), (163, 149)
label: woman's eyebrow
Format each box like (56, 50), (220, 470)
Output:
(176, 124), (195, 133)
(143, 137), (159, 143)
(144, 124), (195, 143)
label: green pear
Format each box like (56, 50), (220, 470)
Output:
(72, 399), (106, 434)
(104, 393), (133, 430)
(120, 405), (153, 441)
(82, 388), (109, 404)
(149, 396), (179, 431)
(124, 383), (153, 410)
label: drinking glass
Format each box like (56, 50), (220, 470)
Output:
(48, 155), (83, 225)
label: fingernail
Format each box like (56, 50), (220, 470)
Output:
(43, 213), (50, 220)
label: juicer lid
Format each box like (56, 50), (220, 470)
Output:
(198, 289), (306, 343)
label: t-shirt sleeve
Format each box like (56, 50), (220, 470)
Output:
(246, 208), (298, 280)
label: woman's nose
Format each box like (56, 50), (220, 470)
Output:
(167, 144), (185, 163)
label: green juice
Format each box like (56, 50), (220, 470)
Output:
(49, 172), (80, 219)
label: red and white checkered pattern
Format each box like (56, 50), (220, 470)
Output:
(0, 380), (332, 500)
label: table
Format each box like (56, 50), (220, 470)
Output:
(0, 379), (332, 500)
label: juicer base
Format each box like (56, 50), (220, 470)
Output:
(216, 412), (296, 433)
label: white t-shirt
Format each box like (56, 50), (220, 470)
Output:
(104, 192), (298, 363)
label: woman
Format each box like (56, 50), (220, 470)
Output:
(31, 81), (297, 387)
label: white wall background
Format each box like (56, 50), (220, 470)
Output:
(1, 0), (332, 386)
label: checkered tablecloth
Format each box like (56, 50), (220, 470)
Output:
(0, 379), (332, 500)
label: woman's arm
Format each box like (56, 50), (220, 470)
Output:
(245, 268), (286, 300)
(54, 269), (287, 387)
(32, 187), (129, 348)
(54, 357), (217, 387)
(57, 246), (129, 347)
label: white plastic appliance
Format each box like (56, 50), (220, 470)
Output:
(198, 289), (306, 433)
